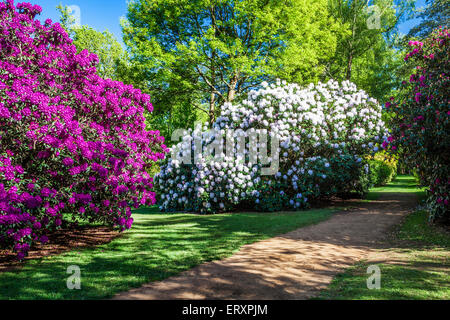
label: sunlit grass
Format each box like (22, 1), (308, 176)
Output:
(318, 176), (449, 300)
(366, 175), (426, 200)
(0, 208), (335, 299)
(397, 210), (450, 247)
(317, 251), (449, 300)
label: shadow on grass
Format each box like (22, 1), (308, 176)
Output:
(316, 256), (449, 300)
(1, 175), (430, 300)
(317, 186), (450, 301)
(0, 209), (334, 299)
(366, 176), (425, 201)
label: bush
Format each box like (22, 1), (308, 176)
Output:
(368, 153), (397, 186)
(155, 80), (388, 213)
(386, 28), (449, 221)
(0, 1), (167, 259)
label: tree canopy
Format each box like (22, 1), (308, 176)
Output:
(326, 0), (414, 101)
(408, 0), (449, 38)
(122, 0), (343, 128)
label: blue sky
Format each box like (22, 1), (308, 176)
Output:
(33, 0), (128, 46)
(398, 0), (427, 34)
(32, 0), (427, 48)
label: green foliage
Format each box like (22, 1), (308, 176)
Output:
(350, 37), (407, 103)
(326, 0), (415, 101)
(145, 103), (200, 147)
(354, 164), (371, 197)
(330, 156), (371, 199)
(156, 80), (387, 213)
(317, 255), (450, 300)
(57, 4), (127, 80)
(369, 160), (396, 186)
(122, 0), (343, 128)
(368, 153), (397, 186)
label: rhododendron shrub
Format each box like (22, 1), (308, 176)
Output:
(155, 80), (388, 213)
(0, 1), (167, 259)
(386, 28), (449, 221)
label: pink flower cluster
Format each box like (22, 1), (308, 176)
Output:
(404, 40), (428, 62)
(386, 27), (449, 221)
(0, 1), (168, 259)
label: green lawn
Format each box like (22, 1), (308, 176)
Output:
(397, 210), (450, 247)
(3, 175), (445, 300)
(316, 250), (449, 300)
(366, 175), (425, 200)
(317, 177), (450, 300)
(0, 208), (335, 299)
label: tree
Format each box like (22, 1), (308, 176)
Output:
(408, 0), (450, 38)
(122, 0), (343, 127)
(326, 0), (414, 100)
(350, 34), (405, 102)
(57, 4), (126, 80)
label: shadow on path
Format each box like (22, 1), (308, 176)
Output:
(114, 191), (418, 300)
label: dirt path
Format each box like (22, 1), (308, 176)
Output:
(113, 192), (417, 300)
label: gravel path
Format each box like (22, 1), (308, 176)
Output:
(114, 192), (417, 300)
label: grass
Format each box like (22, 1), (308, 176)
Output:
(366, 175), (425, 201)
(317, 176), (450, 300)
(316, 251), (449, 300)
(397, 210), (450, 247)
(0, 208), (335, 299)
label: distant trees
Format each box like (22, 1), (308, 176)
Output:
(53, 1), (420, 142)
(326, 0), (415, 101)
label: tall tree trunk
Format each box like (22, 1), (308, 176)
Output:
(209, 91), (215, 127)
(208, 5), (217, 126)
(346, 1), (357, 80)
(227, 74), (239, 102)
(346, 49), (353, 80)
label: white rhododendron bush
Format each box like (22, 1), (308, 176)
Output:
(155, 80), (389, 213)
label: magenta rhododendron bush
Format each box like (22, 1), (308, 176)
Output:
(386, 27), (449, 221)
(0, 1), (167, 259)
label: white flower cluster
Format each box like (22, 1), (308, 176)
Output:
(155, 79), (388, 213)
